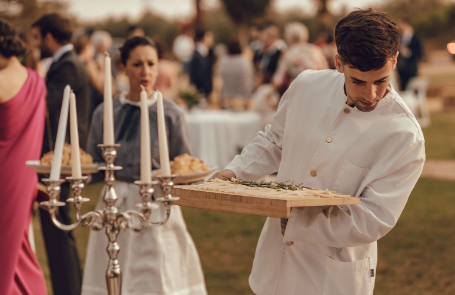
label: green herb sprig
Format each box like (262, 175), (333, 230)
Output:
(228, 178), (315, 191)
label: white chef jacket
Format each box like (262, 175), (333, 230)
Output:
(225, 69), (425, 295)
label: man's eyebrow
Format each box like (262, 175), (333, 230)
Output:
(349, 76), (389, 82)
(350, 77), (365, 82)
(375, 76), (389, 82)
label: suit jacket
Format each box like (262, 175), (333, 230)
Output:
(189, 50), (212, 96)
(42, 50), (90, 155)
(397, 34), (423, 76)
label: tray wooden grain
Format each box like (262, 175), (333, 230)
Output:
(172, 185), (361, 218)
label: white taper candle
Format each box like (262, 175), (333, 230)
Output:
(103, 52), (114, 145)
(140, 86), (151, 182)
(69, 91), (82, 178)
(50, 85), (71, 180)
(156, 91), (171, 176)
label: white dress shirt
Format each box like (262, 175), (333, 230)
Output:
(226, 69), (425, 295)
(53, 43), (74, 62)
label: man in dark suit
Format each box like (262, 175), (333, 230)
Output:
(189, 29), (214, 97)
(257, 23), (286, 85)
(397, 18), (423, 90)
(32, 13), (89, 295)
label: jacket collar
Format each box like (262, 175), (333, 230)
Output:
(118, 92), (158, 107)
(53, 44), (74, 62)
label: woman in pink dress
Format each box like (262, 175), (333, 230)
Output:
(0, 19), (47, 295)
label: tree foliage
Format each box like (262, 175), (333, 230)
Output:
(220, 0), (272, 24)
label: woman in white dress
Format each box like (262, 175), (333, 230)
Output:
(82, 36), (207, 295)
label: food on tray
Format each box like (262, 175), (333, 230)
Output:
(40, 143), (93, 165)
(192, 178), (351, 199)
(157, 153), (210, 176)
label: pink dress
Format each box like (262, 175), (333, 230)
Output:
(0, 68), (47, 295)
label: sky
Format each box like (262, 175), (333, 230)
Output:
(63, 0), (383, 22)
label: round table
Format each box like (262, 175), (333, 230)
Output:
(184, 109), (263, 171)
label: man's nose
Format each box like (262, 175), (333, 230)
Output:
(364, 85), (376, 101)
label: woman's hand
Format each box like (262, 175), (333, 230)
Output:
(208, 169), (236, 181)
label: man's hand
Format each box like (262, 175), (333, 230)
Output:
(209, 169), (236, 181)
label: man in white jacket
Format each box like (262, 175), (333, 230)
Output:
(211, 9), (425, 295)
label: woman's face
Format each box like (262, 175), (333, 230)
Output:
(123, 45), (158, 94)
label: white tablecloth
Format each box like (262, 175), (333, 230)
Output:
(184, 110), (263, 171)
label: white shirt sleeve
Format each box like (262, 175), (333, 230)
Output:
(285, 140), (425, 247)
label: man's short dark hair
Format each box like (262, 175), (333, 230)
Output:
(335, 8), (399, 72)
(32, 13), (72, 45)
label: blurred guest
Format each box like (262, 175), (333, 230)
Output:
(173, 25), (194, 74)
(320, 32), (337, 69)
(189, 28), (214, 97)
(154, 37), (180, 100)
(78, 29), (112, 123)
(0, 19), (47, 295)
(91, 30), (112, 63)
(73, 28), (101, 124)
(397, 18), (423, 90)
(257, 22), (287, 85)
(126, 25), (145, 39)
(252, 24), (265, 70)
(273, 22), (328, 91)
(32, 13), (89, 295)
(219, 41), (254, 107)
(82, 36), (207, 295)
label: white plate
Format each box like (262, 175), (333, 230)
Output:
(26, 160), (99, 175)
(152, 166), (217, 184)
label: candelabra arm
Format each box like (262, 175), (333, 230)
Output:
(147, 204), (171, 226)
(120, 211), (148, 232)
(49, 210), (103, 231)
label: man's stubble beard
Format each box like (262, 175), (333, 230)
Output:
(39, 45), (53, 59)
(348, 94), (379, 113)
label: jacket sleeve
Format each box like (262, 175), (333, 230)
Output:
(286, 140), (425, 247)
(46, 61), (81, 143)
(225, 78), (293, 181)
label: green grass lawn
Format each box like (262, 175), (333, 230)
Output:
(33, 112), (455, 295)
(421, 112), (455, 160)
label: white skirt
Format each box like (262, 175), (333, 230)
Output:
(82, 181), (207, 295)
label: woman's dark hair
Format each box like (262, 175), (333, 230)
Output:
(227, 41), (242, 55)
(120, 36), (157, 65)
(335, 8), (399, 72)
(0, 19), (26, 58)
(32, 13), (73, 45)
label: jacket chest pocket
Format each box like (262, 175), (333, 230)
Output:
(333, 160), (370, 197)
(323, 256), (372, 295)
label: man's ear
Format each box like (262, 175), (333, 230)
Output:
(335, 54), (344, 73)
(119, 63), (125, 73)
(44, 32), (54, 45)
(392, 51), (399, 70)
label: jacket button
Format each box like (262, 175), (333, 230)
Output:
(344, 108), (351, 114)
(326, 137), (332, 143)
(310, 170), (317, 177)
(286, 241), (294, 246)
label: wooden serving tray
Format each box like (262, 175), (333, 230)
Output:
(172, 185), (361, 218)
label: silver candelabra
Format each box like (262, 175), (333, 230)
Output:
(39, 144), (178, 295)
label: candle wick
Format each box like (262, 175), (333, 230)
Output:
(104, 51), (110, 57)
(140, 85), (145, 91)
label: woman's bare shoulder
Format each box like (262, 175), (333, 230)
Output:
(0, 64), (28, 104)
